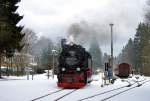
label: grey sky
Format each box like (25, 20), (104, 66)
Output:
(17, 0), (147, 56)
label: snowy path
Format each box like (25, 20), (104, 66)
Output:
(0, 74), (150, 101)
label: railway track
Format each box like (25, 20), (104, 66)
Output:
(78, 79), (147, 101)
(101, 79), (150, 101)
(31, 89), (64, 101)
(54, 89), (78, 101)
(31, 89), (78, 101)
(30, 78), (148, 101)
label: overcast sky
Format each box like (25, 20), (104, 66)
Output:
(17, 0), (147, 56)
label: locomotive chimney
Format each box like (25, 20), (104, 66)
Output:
(68, 35), (75, 46)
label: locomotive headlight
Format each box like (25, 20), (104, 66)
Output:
(61, 68), (66, 71)
(76, 67), (81, 71)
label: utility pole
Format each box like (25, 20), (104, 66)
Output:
(52, 51), (55, 79)
(109, 23), (114, 71)
(52, 49), (57, 79)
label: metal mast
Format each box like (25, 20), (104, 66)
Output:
(109, 23), (114, 70)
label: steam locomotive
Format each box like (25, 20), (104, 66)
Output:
(57, 39), (92, 88)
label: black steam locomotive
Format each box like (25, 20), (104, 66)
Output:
(57, 39), (92, 88)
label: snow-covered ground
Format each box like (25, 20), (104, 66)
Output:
(0, 73), (150, 101)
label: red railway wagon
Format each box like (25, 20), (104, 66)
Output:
(114, 63), (131, 78)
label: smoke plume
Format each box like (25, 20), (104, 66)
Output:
(68, 21), (111, 46)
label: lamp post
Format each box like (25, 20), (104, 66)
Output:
(109, 23), (114, 71)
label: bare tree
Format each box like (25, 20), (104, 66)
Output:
(21, 28), (38, 54)
(12, 28), (38, 75)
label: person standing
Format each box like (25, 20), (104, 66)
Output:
(107, 63), (113, 83)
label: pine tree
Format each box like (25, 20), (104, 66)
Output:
(133, 25), (141, 72)
(0, 0), (24, 78)
(133, 23), (150, 75)
(119, 38), (135, 67)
